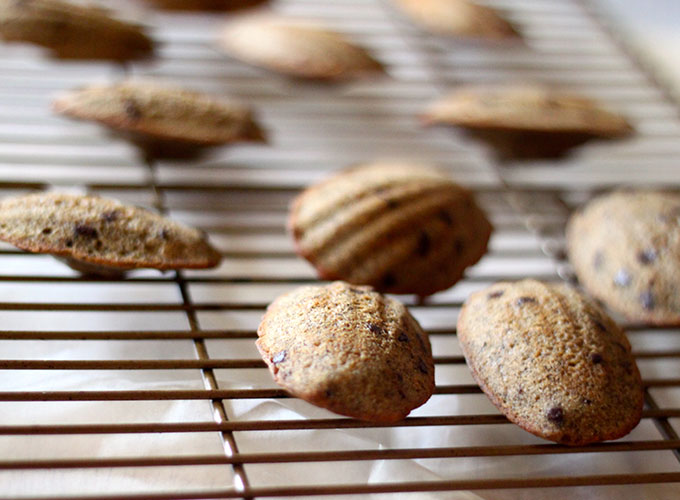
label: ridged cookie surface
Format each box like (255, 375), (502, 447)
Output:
(53, 81), (264, 148)
(567, 190), (680, 325)
(0, 192), (221, 273)
(392, 0), (519, 40)
(257, 281), (435, 422)
(0, 0), (153, 60)
(219, 16), (383, 80)
(423, 85), (633, 159)
(458, 279), (643, 445)
(289, 162), (492, 297)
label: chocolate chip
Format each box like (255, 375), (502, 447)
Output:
(488, 290), (504, 299)
(325, 389), (333, 398)
(397, 332), (409, 342)
(417, 232), (431, 256)
(65, 239), (73, 248)
(454, 237), (464, 255)
(124, 99), (142, 121)
(593, 251), (604, 270)
(382, 273), (396, 289)
(271, 351), (286, 364)
(386, 199), (399, 209)
(515, 296), (537, 307)
(418, 360), (428, 374)
(583, 398), (592, 405)
(592, 319), (606, 332)
(640, 291), (655, 311)
(614, 269), (631, 287)
(438, 211), (453, 225)
(42, 228), (52, 235)
(74, 223), (98, 238)
(546, 406), (564, 424)
(637, 249), (657, 265)
(368, 323), (385, 335)
(101, 211), (118, 222)
(590, 353), (603, 364)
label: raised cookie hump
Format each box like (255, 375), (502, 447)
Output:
(0, 192), (221, 272)
(567, 190), (680, 326)
(289, 162), (492, 297)
(457, 279), (644, 445)
(392, 0), (520, 40)
(0, 0), (153, 60)
(218, 16), (384, 80)
(256, 281), (435, 422)
(423, 85), (632, 136)
(53, 80), (264, 146)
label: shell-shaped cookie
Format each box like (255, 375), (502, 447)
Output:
(392, 0), (519, 40)
(289, 162), (492, 297)
(458, 279), (643, 445)
(0, 192), (221, 274)
(53, 81), (264, 151)
(423, 85), (633, 159)
(567, 190), (680, 326)
(0, 0), (153, 60)
(257, 281), (435, 422)
(218, 16), (384, 80)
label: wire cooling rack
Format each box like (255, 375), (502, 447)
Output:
(1, 0), (680, 498)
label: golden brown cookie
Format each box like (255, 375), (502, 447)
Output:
(142, 0), (268, 11)
(0, 192), (221, 275)
(423, 85), (633, 159)
(0, 0), (153, 60)
(566, 190), (680, 326)
(392, 0), (520, 40)
(458, 279), (643, 445)
(289, 162), (492, 297)
(257, 281), (435, 422)
(218, 16), (384, 80)
(53, 80), (264, 159)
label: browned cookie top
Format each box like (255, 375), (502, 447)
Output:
(392, 0), (519, 40)
(256, 281), (435, 422)
(289, 162), (492, 297)
(423, 85), (633, 136)
(0, 192), (221, 272)
(53, 81), (264, 147)
(457, 279), (643, 445)
(218, 16), (384, 80)
(567, 190), (680, 326)
(0, 0), (153, 60)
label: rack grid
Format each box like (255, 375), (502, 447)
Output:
(1, 0), (680, 498)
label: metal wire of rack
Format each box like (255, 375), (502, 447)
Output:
(1, 0), (680, 498)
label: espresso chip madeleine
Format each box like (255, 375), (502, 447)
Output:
(289, 162), (492, 297)
(257, 281), (435, 422)
(567, 190), (680, 326)
(0, 192), (221, 275)
(219, 16), (383, 80)
(392, 0), (519, 40)
(53, 81), (264, 158)
(0, 0), (153, 60)
(423, 85), (633, 159)
(458, 279), (643, 445)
